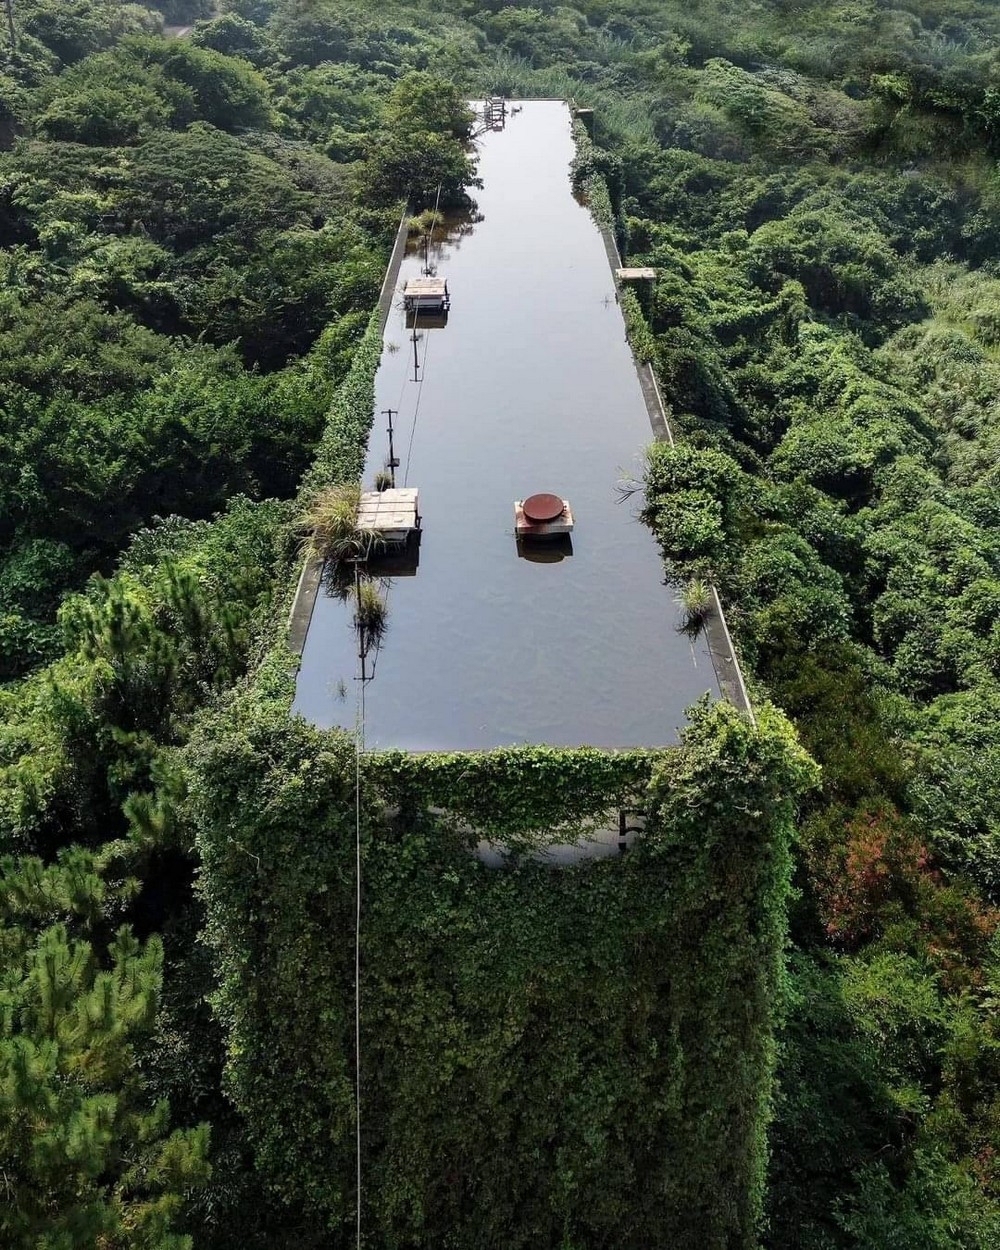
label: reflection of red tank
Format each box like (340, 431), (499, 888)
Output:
(521, 493), (566, 523)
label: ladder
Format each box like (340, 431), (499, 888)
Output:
(483, 97), (507, 129)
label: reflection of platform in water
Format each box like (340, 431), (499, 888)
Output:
(367, 531), (421, 578)
(405, 309), (448, 330)
(517, 534), (573, 563)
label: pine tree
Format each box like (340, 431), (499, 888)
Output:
(0, 851), (210, 1248)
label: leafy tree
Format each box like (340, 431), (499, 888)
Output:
(118, 36), (272, 132)
(356, 71), (477, 208)
(188, 13), (276, 67)
(0, 850), (210, 1247)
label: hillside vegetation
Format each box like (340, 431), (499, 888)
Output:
(0, 2), (998, 1248)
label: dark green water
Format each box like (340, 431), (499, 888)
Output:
(294, 100), (718, 750)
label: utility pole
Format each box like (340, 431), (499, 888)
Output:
(4, 0), (16, 51)
(411, 327), (420, 383)
(382, 409), (399, 486)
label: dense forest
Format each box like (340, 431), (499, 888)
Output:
(1, 1), (998, 1247)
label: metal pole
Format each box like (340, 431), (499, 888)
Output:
(382, 408), (399, 486)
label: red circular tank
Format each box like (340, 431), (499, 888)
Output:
(522, 493), (565, 523)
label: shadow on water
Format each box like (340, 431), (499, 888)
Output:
(294, 101), (719, 751)
(517, 534), (574, 563)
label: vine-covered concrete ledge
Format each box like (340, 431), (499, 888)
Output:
(187, 688), (816, 1248)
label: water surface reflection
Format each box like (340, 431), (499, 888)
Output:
(294, 101), (718, 750)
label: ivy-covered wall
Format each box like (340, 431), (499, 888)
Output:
(300, 308), (384, 497)
(188, 692), (815, 1249)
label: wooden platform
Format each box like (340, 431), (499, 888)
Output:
(357, 488), (420, 542)
(403, 278), (450, 312)
(514, 499), (574, 537)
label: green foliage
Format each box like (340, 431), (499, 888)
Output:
(33, 36), (272, 142)
(571, 115), (619, 234)
(0, 850), (210, 1248)
(679, 575), (713, 626)
(301, 311), (385, 494)
(3, 1), (1000, 1245)
(619, 286), (658, 363)
(0, 497), (292, 855)
(367, 743), (658, 840)
(353, 577), (387, 636)
(641, 442), (746, 571)
(355, 72), (478, 209)
(189, 695), (813, 1248)
(189, 14), (277, 68)
(300, 483), (366, 562)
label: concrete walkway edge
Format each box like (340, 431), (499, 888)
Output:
(594, 200), (756, 724)
(286, 206), (412, 658)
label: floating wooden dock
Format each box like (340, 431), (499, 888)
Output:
(357, 488), (420, 544)
(402, 278), (450, 314)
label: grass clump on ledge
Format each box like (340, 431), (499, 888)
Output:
(679, 577), (713, 629)
(408, 208), (439, 235)
(301, 484), (376, 563)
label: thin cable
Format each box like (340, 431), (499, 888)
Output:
(428, 183), (443, 245)
(389, 183), (440, 421)
(402, 328), (432, 488)
(353, 565), (364, 1250)
(396, 183), (444, 486)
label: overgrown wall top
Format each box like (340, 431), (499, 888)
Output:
(189, 693), (815, 1249)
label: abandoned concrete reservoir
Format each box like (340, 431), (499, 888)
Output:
(293, 100), (722, 750)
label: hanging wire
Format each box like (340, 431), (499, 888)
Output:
(402, 327), (433, 488)
(352, 189), (446, 1226)
(352, 562), (365, 1250)
(401, 184), (442, 488)
(390, 183), (443, 423)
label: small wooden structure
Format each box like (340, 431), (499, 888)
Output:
(514, 495), (574, 539)
(615, 267), (657, 283)
(357, 488), (420, 545)
(616, 266), (656, 312)
(403, 278), (450, 315)
(484, 97), (507, 129)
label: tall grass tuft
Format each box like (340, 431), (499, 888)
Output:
(301, 485), (377, 562)
(354, 579), (388, 639)
(678, 577), (713, 629)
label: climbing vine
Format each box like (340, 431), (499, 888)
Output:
(367, 745), (657, 840)
(619, 287), (658, 364)
(300, 310), (384, 497)
(187, 690), (814, 1249)
(570, 116), (617, 236)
